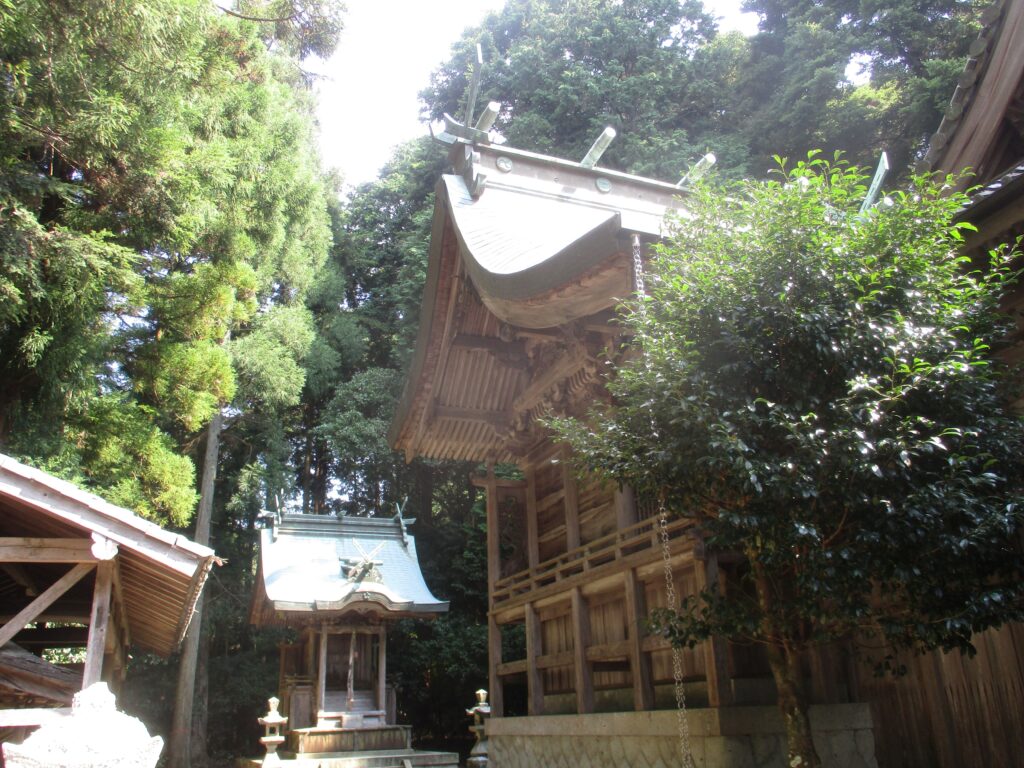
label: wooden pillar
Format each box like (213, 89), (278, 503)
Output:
(571, 587), (594, 714)
(485, 463), (500, 597)
(305, 627), (316, 678)
(488, 614), (504, 717)
(525, 603), (544, 715)
(485, 462), (504, 716)
(615, 484), (638, 529)
(624, 568), (654, 710)
(561, 450), (580, 551)
(346, 630), (356, 709)
(82, 561), (113, 688)
(377, 627), (387, 716)
(318, 623), (328, 714)
(525, 468), (539, 570)
(695, 555), (733, 707)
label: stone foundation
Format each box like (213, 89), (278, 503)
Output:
(286, 724), (411, 754)
(487, 705), (877, 768)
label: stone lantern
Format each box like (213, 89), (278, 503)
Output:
(466, 688), (491, 768)
(258, 696), (288, 767)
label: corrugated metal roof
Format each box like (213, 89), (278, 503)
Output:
(258, 514), (448, 615)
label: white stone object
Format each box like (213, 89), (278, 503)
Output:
(2, 683), (164, 768)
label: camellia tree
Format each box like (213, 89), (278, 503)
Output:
(551, 155), (1024, 767)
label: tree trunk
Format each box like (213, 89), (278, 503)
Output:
(751, 556), (821, 768)
(167, 406), (222, 768)
(191, 627), (210, 766)
(766, 642), (820, 768)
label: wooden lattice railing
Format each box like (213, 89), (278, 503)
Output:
(491, 514), (699, 610)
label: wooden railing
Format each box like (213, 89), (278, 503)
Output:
(491, 515), (699, 610)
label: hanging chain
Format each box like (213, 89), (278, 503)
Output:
(632, 234), (646, 299)
(633, 235), (695, 768)
(660, 499), (695, 768)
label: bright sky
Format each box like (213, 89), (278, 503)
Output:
(312, 1), (759, 188)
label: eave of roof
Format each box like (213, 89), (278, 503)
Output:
(0, 453), (218, 656)
(388, 141), (686, 458)
(922, 0), (1024, 182)
(254, 514), (448, 622)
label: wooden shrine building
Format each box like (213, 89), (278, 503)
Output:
(387, 130), (879, 766)
(250, 512), (451, 758)
(0, 452), (217, 737)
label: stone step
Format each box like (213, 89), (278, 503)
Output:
(236, 748), (459, 768)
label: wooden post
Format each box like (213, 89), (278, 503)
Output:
(571, 587), (594, 713)
(318, 623), (328, 715)
(525, 468), (539, 570)
(485, 463), (500, 598)
(377, 627), (387, 717)
(696, 555), (733, 707)
(525, 603), (544, 715)
(614, 485), (638, 529)
(624, 568), (654, 711)
(346, 630), (356, 709)
(488, 614), (504, 717)
(82, 561), (113, 688)
(562, 450), (580, 551)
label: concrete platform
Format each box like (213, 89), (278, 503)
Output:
(235, 748), (459, 768)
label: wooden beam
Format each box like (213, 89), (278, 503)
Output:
(535, 650), (575, 670)
(0, 563), (95, 648)
(82, 561), (113, 688)
(488, 613), (504, 717)
(12, 626), (89, 649)
(451, 334), (528, 367)
(562, 451), (581, 552)
(512, 345), (589, 415)
(571, 587), (594, 714)
(585, 640), (632, 662)
(1, 564), (38, 596)
(435, 405), (509, 431)
(0, 538), (97, 563)
(695, 554), (733, 707)
(624, 568), (655, 710)
(496, 659), (528, 676)
(525, 603), (544, 715)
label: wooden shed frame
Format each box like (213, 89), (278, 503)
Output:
(0, 453), (217, 722)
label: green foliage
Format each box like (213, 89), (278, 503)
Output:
(422, 0), (978, 179)
(71, 395), (199, 526)
(231, 304), (316, 410)
(553, 154), (1024, 668)
(735, 0), (980, 172)
(388, 496), (489, 752)
(0, 0), (332, 529)
(422, 0), (723, 179)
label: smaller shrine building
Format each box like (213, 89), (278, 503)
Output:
(250, 512), (448, 754)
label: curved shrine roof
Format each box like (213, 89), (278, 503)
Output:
(255, 514), (447, 621)
(389, 142), (687, 463)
